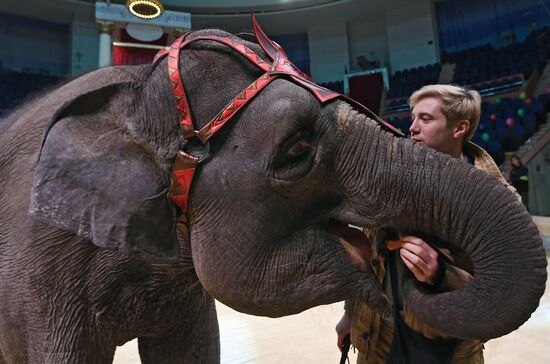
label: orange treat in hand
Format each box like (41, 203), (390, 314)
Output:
(386, 239), (405, 251)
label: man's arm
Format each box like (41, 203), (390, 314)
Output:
(389, 235), (440, 285)
(389, 235), (472, 290)
(335, 311), (352, 351)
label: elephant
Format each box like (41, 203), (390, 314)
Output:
(0, 19), (546, 363)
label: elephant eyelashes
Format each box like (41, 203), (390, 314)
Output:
(272, 129), (315, 180)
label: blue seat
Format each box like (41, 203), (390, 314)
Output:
(510, 125), (526, 149)
(472, 133), (483, 145)
(399, 117), (411, 131)
(495, 117), (508, 129)
(511, 99), (523, 109)
(524, 113), (536, 124)
(536, 94), (549, 109)
(531, 102), (545, 122)
(486, 139), (504, 164)
(524, 117), (537, 137)
(496, 127), (511, 139)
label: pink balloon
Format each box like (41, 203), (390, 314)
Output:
(506, 117), (514, 128)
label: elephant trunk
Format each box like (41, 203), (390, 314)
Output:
(334, 107), (546, 341)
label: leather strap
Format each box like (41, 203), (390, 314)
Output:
(197, 72), (276, 143)
(153, 15), (405, 239)
(167, 150), (199, 213)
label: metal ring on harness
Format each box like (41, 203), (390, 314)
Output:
(189, 135), (210, 164)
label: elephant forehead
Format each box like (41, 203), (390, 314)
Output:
(224, 80), (318, 139)
(264, 78), (318, 106)
(263, 96), (293, 118)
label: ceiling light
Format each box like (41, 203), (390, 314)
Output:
(126, 0), (164, 19)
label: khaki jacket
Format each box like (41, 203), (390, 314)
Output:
(347, 142), (518, 364)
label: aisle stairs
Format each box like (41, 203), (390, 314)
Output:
(438, 63), (455, 84)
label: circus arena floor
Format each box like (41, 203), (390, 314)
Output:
(114, 218), (550, 364)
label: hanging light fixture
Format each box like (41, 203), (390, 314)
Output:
(126, 0), (164, 19)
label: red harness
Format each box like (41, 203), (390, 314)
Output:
(152, 15), (402, 220)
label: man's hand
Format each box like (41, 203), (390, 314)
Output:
(386, 235), (439, 284)
(335, 312), (352, 352)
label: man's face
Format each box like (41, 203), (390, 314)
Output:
(409, 97), (456, 155)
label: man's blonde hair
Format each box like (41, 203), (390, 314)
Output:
(409, 84), (481, 142)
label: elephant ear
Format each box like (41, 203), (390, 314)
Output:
(29, 84), (178, 260)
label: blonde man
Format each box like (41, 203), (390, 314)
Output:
(335, 84), (517, 364)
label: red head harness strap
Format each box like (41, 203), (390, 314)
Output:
(152, 15), (402, 218)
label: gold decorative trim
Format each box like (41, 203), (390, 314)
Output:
(112, 42), (165, 50)
(97, 20), (115, 35)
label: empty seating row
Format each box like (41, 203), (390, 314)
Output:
(446, 27), (549, 85)
(0, 69), (64, 113)
(387, 63), (441, 100)
(318, 80), (344, 94)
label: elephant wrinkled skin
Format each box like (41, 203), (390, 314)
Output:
(0, 29), (546, 363)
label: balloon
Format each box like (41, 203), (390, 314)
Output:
(481, 132), (490, 143)
(516, 108), (525, 118)
(490, 114), (497, 121)
(519, 91), (527, 100)
(525, 98), (533, 106)
(495, 98), (501, 105)
(506, 117), (515, 128)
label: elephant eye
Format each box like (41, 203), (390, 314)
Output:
(272, 129), (315, 180)
(288, 138), (311, 158)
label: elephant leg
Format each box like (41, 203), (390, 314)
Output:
(27, 349), (115, 364)
(24, 311), (116, 364)
(0, 299), (117, 362)
(25, 328), (116, 364)
(138, 298), (220, 364)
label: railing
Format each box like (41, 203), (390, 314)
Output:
(522, 126), (550, 166)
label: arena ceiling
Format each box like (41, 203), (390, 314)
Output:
(0, 0), (424, 33)
(105, 0), (359, 14)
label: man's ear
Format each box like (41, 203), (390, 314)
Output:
(453, 119), (470, 140)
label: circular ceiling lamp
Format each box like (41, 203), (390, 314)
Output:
(127, 0), (164, 19)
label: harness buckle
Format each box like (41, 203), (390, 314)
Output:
(184, 133), (211, 164)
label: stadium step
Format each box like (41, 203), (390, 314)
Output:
(438, 63), (455, 84)
(534, 60), (550, 96)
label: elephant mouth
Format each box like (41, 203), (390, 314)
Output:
(325, 219), (373, 267)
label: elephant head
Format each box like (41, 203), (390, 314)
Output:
(29, 19), (546, 343)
